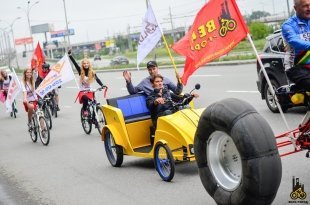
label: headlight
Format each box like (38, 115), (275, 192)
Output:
(189, 144), (194, 154)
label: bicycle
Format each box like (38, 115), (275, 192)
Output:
(0, 89), (17, 118)
(28, 100), (50, 146)
(40, 96), (53, 130)
(78, 87), (107, 135)
(47, 90), (58, 118)
(276, 89), (310, 157)
(10, 99), (17, 118)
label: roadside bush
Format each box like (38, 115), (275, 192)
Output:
(249, 22), (272, 40)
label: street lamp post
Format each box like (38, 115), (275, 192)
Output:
(0, 17), (21, 68)
(17, 1), (39, 51)
(63, 0), (70, 50)
(0, 28), (11, 67)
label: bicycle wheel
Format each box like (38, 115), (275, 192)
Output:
(80, 107), (92, 134)
(104, 129), (123, 167)
(11, 101), (17, 118)
(53, 97), (58, 118)
(154, 142), (175, 182)
(38, 116), (50, 146)
(49, 99), (55, 116)
(29, 117), (38, 143)
(43, 106), (52, 130)
(96, 106), (106, 135)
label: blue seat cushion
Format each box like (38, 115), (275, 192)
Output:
(106, 94), (150, 122)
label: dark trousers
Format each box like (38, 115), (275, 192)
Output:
(286, 66), (310, 91)
(81, 95), (90, 111)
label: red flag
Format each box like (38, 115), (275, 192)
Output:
(31, 42), (45, 78)
(172, 0), (248, 85)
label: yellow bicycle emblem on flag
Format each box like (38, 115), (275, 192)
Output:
(219, 18), (237, 37)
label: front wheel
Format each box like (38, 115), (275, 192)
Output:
(11, 101), (17, 118)
(53, 98), (58, 118)
(264, 79), (287, 113)
(80, 107), (92, 134)
(96, 106), (105, 135)
(104, 129), (123, 167)
(43, 106), (52, 130)
(194, 98), (282, 205)
(38, 117), (50, 146)
(154, 142), (175, 182)
(29, 117), (38, 143)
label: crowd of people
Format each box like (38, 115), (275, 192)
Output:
(1, 47), (200, 136)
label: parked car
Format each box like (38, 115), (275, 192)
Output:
(256, 30), (290, 112)
(94, 54), (101, 61)
(110, 56), (129, 65)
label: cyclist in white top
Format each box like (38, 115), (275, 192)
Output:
(22, 68), (38, 129)
(67, 49), (106, 116)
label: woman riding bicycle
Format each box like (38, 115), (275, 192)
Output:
(0, 70), (12, 98)
(22, 68), (38, 130)
(68, 49), (106, 117)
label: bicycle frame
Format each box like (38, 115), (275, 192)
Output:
(79, 87), (106, 135)
(276, 111), (310, 157)
(29, 101), (50, 145)
(32, 105), (45, 133)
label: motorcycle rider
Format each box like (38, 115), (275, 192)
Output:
(282, 0), (310, 90)
(146, 74), (198, 129)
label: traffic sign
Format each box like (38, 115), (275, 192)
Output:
(50, 29), (75, 38)
(15, 37), (33, 45)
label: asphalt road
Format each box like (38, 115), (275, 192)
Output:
(0, 63), (309, 205)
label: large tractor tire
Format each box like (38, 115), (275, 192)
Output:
(194, 98), (282, 205)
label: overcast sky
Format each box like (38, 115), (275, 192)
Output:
(0, 0), (293, 50)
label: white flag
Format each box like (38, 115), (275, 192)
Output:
(137, 3), (162, 66)
(35, 54), (75, 98)
(5, 68), (22, 112)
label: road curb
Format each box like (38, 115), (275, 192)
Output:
(94, 59), (256, 73)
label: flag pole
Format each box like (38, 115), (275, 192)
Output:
(247, 33), (291, 131)
(148, 0), (181, 84)
(161, 34), (181, 84)
(65, 54), (80, 90)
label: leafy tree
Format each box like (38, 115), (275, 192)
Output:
(244, 10), (271, 23)
(249, 22), (272, 40)
(114, 35), (129, 53)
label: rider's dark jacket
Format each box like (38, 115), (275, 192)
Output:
(147, 86), (174, 121)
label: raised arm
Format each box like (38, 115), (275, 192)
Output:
(94, 73), (104, 87)
(68, 50), (81, 75)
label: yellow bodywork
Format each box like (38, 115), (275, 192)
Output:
(101, 104), (204, 161)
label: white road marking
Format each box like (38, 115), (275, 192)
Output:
(192, 74), (221, 77)
(226, 90), (259, 93)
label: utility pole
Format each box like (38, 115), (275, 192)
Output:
(286, 0), (290, 17)
(169, 6), (175, 43)
(127, 24), (133, 52)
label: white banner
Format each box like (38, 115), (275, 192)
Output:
(5, 68), (22, 112)
(137, 3), (162, 66)
(35, 54), (75, 98)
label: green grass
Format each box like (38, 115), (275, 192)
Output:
(66, 37), (264, 70)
